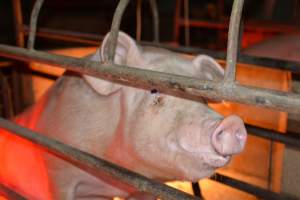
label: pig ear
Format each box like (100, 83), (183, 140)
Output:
(101, 31), (142, 65)
(84, 32), (142, 96)
(193, 55), (224, 81)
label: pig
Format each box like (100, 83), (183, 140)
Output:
(0, 31), (247, 200)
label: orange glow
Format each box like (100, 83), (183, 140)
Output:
(0, 94), (52, 199)
(0, 129), (52, 200)
(0, 196), (8, 200)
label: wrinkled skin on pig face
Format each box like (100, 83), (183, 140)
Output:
(84, 32), (247, 181)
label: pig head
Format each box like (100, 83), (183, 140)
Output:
(0, 32), (247, 199)
(84, 32), (247, 181)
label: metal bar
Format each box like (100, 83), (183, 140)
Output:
(0, 118), (200, 200)
(246, 124), (300, 148)
(27, 0), (45, 49)
(23, 25), (101, 45)
(183, 0), (190, 46)
(149, 0), (160, 43)
(178, 19), (300, 34)
(173, 0), (182, 43)
(11, 0), (25, 114)
(1, 45), (300, 114)
(136, 0), (142, 42)
(191, 182), (202, 198)
(212, 173), (299, 200)
(12, 0), (25, 47)
(106, 0), (130, 62)
(0, 183), (27, 200)
(224, 0), (244, 83)
(142, 42), (300, 73)
(0, 74), (14, 118)
(21, 26), (300, 73)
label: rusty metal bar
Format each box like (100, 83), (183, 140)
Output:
(212, 173), (299, 200)
(1, 45), (300, 114)
(27, 0), (45, 49)
(21, 26), (300, 73)
(183, 0), (190, 46)
(178, 19), (300, 34)
(173, 0), (181, 43)
(136, 0), (142, 42)
(23, 25), (101, 45)
(0, 183), (27, 200)
(149, 0), (160, 43)
(12, 0), (25, 47)
(106, 0), (130, 62)
(0, 117), (199, 200)
(224, 0), (244, 83)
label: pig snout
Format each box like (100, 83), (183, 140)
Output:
(211, 115), (247, 156)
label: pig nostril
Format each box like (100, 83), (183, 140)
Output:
(216, 130), (223, 141)
(235, 129), (246, 142)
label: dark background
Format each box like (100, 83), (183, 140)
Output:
(0, 0), (298, 49)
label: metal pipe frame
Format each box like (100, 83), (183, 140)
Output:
(149, 0), (160, 43)
(27, 0), (44, 50)
(21, 25), (300, 73)
(1, 0), (299, 199)
(1, 44), (300, 114)
(212, 173), (299, 200)
(0, 117), (200, 200)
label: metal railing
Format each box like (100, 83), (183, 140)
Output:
(1, 0), (300, 200)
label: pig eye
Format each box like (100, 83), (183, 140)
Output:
(150, 89), (158, 94)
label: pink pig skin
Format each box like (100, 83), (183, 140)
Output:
(0, 32), (246, 200)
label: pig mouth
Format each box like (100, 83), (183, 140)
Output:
(205, 153), (231, 168)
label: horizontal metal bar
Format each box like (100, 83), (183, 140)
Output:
(142, 42), (300, 73)
(0, 182), (27, 200)
(22, 26), (300, 73)
(0, 44), (300, 114)
(23, 25), (102, 45)
(178, 19), (300, 34)
(212, 173), (299, 200)
(0, 61), (14, 68)
(246, 124), (300, 148)
(0, 118), (199, 200)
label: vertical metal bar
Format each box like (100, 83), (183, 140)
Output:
(136, 0), (142, 42)
(268, 141), (274, 190)
(27, 0), (45, 50)
(0, 73), (14, 118)
(105, 0), (131, 63)
(173, 0), (181, 43)
(11, 0), (24, 114)
(12, 0), (25, 47)
(183, 0), (190, 46)
(191, 182), (203, 198)
(224, 0), (245, 83)
(149, 0), (160, 43)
